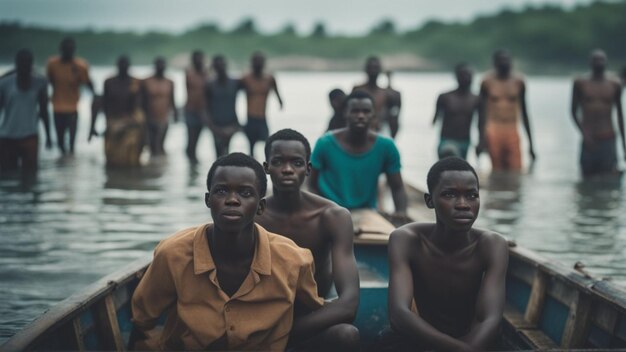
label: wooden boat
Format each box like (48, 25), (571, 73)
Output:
(3, 185), (626, 351)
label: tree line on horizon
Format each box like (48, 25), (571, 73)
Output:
(1, 0), (625, 73)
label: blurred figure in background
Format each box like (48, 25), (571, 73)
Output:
(90, 55), (144, 167)
(477, 49), (536, 171)
(326, 88), (346, 131)
(142, 56), (178, 157)
(241, 51), (284, 159)
(47, 37), (95, 155)
(352, 56), (392, 136)
(0, 49), (51, 178)
(432, 63), (479, 160)
(386, 70), (402, 139)
(571, 49), (625, 177)
(184, 50), (208, 163)
(206, 55), (240, 158)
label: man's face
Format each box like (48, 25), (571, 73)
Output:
(117, 57), (130, 76)
(252, 55), (265, 72)
(205, 166), (263, 232)
(494, 53), (512, 75)
(590, 52), (607, 74)
(16, 55), (33, 76)
(456, 67), (473, 89)
(330, 94), (345, 112)
(60, 41), (75, 60)
(428, 170), (480, 232)
(265, 140), (309, 191)
(345, 98), (374, 132)
(214, 58), (227, 75)
(366, 59), (381, 80)
(192, 53), (205, 70)
(155, 59), (166, 76)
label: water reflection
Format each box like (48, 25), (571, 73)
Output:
(480, 172), (523, 236)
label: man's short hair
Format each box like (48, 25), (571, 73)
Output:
(493, 49), (510, 60)
(206, 152), (267, 197)
(454, 62), (470, 73)
(60, 37), (75, 47)
(426, 157), (479, 193)
(265, 129), (311, 162)
(328, 88), (345, 100)
(15, 48), (33, 65)
(343, 90), (374, 112)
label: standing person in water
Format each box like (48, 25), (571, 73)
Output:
(46, 37), (96, 155)
(130, 153), (324, 351)
(386, 70), (402, 139)
(205, 55), (241, 158)
(432, 63), (480, 160)
(477, 50), (536, 171)
(90, 55), (144, 167)
(0, 49), (52, 177)
(309, 90), (408, 220)
(241, 51), (284, 158)
(326, 88), (346, 131)
(571, 49), (625, 177)
(142, 56), (178, 157)
(385, 157), (508, 351)
(184, 50), (208, 163)
(257, 129), (360, 351)
(352, 56), (392, 135)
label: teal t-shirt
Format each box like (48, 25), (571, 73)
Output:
(311, 133), (401, 209)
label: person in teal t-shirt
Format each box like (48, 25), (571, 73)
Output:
(309, 90), (408, 218)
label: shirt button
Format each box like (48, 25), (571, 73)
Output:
(225, 307), (231, 312)
(230, 326), (235, 331)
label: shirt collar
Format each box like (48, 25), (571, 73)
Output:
(193, 223), (272, 276)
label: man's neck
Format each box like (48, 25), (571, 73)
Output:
(456, 86), (471, 95)
(432, 222), (472, 252)
(367, 77), (379, 88)
(270, 187), (303, 212)
(346, 129), (369, 146)
(592, 70), (605, 80)
(217, 73), (229, 82)
(210, 224), (256, 261)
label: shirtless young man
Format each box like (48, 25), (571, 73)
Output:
(385, 71), (402, 139)
(432, 63), (479, 160)
(240, 52), (283, 158)
(131, 153), (324, 350)
(571, 49), (625, 177)
(184, 50), (208, 163)
(352, 56), (391, 134)
(142, 57), (178, 156)
(256, 129), (360, 351)
(387, 157), (508, 352)
(46, 37), (95, 155)
(477, 50), (536, 171)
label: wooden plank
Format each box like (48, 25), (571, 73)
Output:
(72, 317), (86, 351)
(508, 255), (537, 285)
(590, 301), (618, 333)
(518, 328), (559, 349)
(561, 291), (592, 349)
(524, 270), (549, 325)
(94, 294), (125, 351)
(352, 209), (396, 237)
(547, 277), (578, 307)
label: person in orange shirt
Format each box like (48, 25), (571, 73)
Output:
(46, 37), (95, 155)
(141, 57), (178, 156)
(241, 52), (284, 158)
(130, 153), (324, 351)
(477, 50), (536, 172)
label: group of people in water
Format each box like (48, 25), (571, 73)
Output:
(0, 36), (624, 350)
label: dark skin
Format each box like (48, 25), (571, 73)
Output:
(571, 50), (625, 162)
(308, 98), (408, 219)
(388, 170), (508, 352)
(205, 56), (241, 132)
(14, 54), (52, 149)
(256, 140), (359, 347)
(433, 67), (479, 141)
(386, 71), (401, 139)
(477, 52), (536, 161)
(353, 58), (389, 131)
(249, 53), (283, 109)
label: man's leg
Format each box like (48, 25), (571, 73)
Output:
(67, 112), (78, 154)
(54, 113), (67, 154)
(18, 135), (39, 176)
(158, 124), (169, 155)
(185, 111), (202, 162)
(147, 122), (159, 155)
(0, 138), (19, 175)
(290, 324), (360, 352)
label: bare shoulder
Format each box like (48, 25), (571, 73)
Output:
(389, 222), (431, 248)
(267, 231), (315, 265)
(474, 228), (509, 258)
(312, 193), (352, 226)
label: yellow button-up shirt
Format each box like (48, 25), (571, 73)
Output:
(131, 223), (324, 351)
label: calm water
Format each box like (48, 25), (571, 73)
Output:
(1, 68), (625, 342)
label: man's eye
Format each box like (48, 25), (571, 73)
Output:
(468, 193), (479, 199)
(214, 188), (228, 195)
(271, 159), (282, 166)
(293, 160), (305, 167)
(240, 189), (253, 197)
(442, 192), (455, 198)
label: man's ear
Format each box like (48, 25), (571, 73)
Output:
(257, 198), (266, 215)
(424, 193), (434, 209)
(205, 192), (211, 209)
(306, 161), (312, 176)
(263, 161), (269, 174)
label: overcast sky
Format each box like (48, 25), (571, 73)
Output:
(0, 0), (598, 35)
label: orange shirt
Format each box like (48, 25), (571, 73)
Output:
(241, 73), (275, 118)
(131, 223), (324, 351)
(46, 56), (90, 113)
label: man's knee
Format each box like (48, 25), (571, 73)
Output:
(327, 323), (360, 349)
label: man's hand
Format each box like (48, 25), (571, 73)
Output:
(529, 147), (536, 161)
(88, 129), (99, 143)
(45, 137), (52, 150)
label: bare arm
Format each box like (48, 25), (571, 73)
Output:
(519, 81), (536, 160)
(432, 94), (443, 125)
(308, 168), (321, 195)
(170, 80), (178, 122)
(476, 83), (488, 156)
(387, 172), (408, 217)
(571, 80), (583, 134)
(271, 76), (283, 109)
(37, 84), (51, 149)
(290, 207), (359, 339)
(460, 233), (509, 349)
(388, 230), (474, 351)
(614, 82), (626, 158)
(204, 83), (215, 130)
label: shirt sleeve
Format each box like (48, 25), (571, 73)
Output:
(131, 243), (177, 331)
(310, 135), (327, 170)
(384, 138), (402, 174)
(295, 249), (324, 311)
(79, 61), (91, 84)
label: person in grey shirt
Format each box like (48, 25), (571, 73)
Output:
(0, 49), (51, 177)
